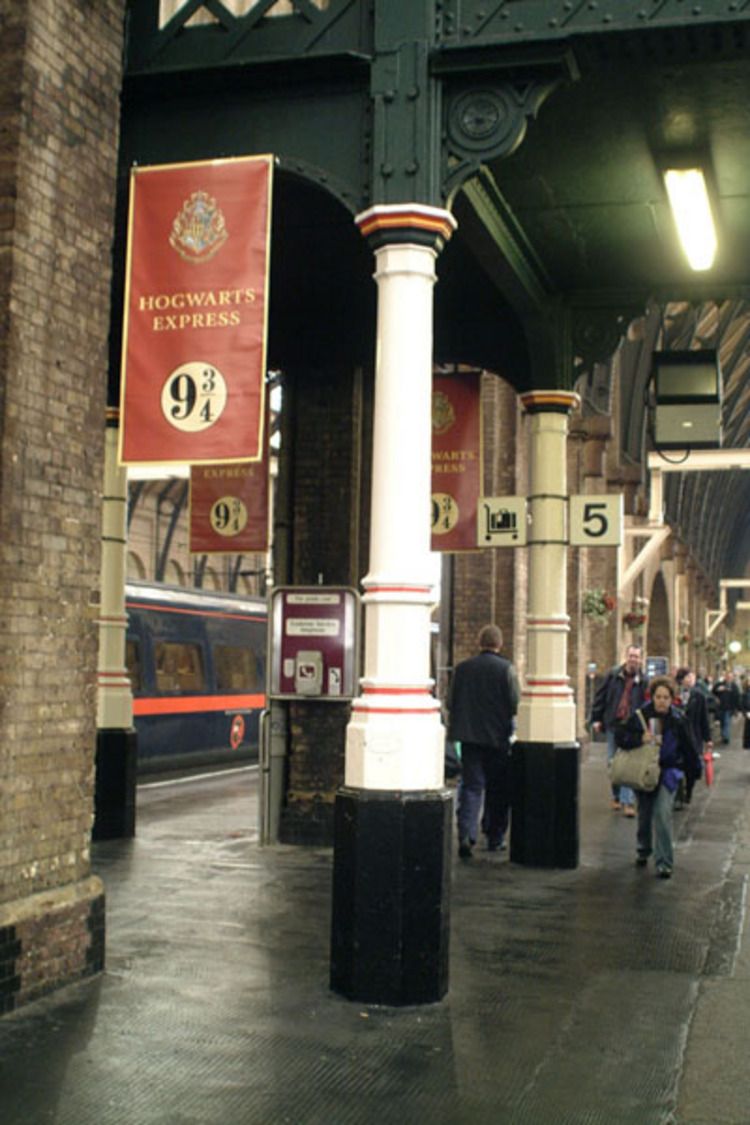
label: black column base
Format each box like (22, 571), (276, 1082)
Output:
(93, 728), (138, 840)
(510, 740), (580, 868)
(330, 787), (453, 1006)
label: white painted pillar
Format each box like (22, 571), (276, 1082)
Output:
(330, 205), (457, 1005)
(93, 410), (137, 839)
(344, 204), (457, 791)
(97, 413), (133, 731)
(516, 391), (580, 745)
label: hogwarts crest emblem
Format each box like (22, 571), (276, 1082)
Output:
(169, 191), (228, 263)
(432, 390), (455, 435)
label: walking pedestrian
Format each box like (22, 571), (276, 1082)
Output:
(615, 675), (702, 878)
(447, 624), (519, 859)
(675, 667), (712, 804)
(713, 670), (741, 744)
(741, 675), (750, 750)
(590, 643), (647, 818)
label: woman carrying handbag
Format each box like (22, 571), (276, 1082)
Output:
(615, 676), (702, 879)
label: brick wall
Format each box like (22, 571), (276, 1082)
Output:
(0, 0), (125, 1009)
(0, 879), (105, 1013)
(278, 362), (369, 844)
(453, 373), (520, 667)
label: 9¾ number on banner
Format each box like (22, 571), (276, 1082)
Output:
(161, 362), (228, 432)
(209, 495), (248, 537)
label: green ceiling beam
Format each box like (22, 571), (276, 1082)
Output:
(438, 1), (750, 46)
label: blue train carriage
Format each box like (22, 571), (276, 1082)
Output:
(125, 581), (267, 773)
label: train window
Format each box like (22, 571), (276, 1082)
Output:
(125, 639), (142, 694)
(154, 641), (206, 694)
(214, 645), (261, 692)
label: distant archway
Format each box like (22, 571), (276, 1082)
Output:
(126, 550), (146, 580)
(164, 559), (185, 586)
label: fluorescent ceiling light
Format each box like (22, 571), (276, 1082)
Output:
(663, 168), (717, 271)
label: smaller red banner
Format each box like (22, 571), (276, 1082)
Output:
(431, 371), (483, 552)
(189, 457), (269, 554)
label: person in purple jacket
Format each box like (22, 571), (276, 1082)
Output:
(615, 675), (702, 879)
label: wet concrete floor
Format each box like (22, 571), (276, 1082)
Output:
(1, 732), (750, 1125)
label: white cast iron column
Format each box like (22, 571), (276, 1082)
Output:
(330, 204), (457, 1007)
(511, 390), (580, 869)
(93, 408), (137, 840)
(97, 413), (133, 734)
(345, 205), (457, 791)
(516, 391), (580, 742)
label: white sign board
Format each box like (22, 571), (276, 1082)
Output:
(477, 497), (527, 547)
(569, 495), (623, 546)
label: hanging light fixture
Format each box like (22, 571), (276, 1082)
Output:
(663, 168), (717, 271)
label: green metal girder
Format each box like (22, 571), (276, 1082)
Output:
(126, 0), (371, 74)
(121, 1), (750, 399)
(438, 0), (750, 46)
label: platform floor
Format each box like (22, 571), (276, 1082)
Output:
(1, 728), (750, 1125)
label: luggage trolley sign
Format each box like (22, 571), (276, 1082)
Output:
(269, 587), (360, 700)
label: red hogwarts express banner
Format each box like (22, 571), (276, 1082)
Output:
(119, 155), (273, 465)
(431, 370), (483, 552)
(189, 454), (270, 555)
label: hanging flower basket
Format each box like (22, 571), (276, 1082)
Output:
(582, 588), (616, 624)
(676, 632), (690, 645)
(623, 610), (647, 629)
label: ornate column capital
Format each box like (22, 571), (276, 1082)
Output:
(355, 203), (457, 252)
(520, 389), (580, 415)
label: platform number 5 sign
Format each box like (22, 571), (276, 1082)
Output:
(569, 495), (623, 546)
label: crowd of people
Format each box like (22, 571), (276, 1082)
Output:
(445, 624), (750, 879)
(594, 652), (750, 879)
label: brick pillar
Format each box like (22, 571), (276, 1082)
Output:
(578, 417), (618, 719)
(277, 362), (368, 846)
(452, 373), (519, 666)
(0, 1), (124, 1011)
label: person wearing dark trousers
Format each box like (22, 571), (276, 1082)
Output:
(447, 624), (519, 859)
(742, 676), (750, 749)
(713, 670), (741, 744)
(590, 644), (647, 818)
(675, 667), (713, 805)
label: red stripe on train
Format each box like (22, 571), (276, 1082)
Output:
(126, 600), (265, 624)
(133, 693), (266, 716)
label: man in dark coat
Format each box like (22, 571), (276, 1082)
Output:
(590, 644), (647, 817)
(448, 624), (518, 858)
(713, 670), (741, 744)
(675, 667), (712, 804)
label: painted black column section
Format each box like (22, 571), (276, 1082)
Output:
(330, 788), (453, 1005)
(510, 742), (579, 868)
(0, 926), (21, 1014)
(93, 729), (137, 840)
